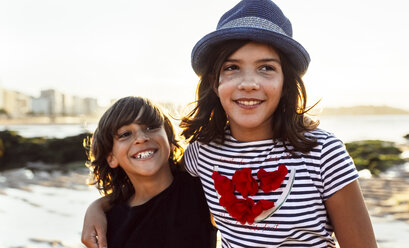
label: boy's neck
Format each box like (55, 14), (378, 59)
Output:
(128, 168), (174, 207)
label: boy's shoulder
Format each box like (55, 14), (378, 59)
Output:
(173, 170), (201, 185)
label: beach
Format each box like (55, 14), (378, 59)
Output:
(1, 164), (409, 248)
(1, 115), (409, 247)
(0, 168), (99, 248)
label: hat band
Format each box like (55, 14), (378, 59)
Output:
(218, 16), (288, 37)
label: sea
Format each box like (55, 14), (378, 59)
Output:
(1, 114), (409, 143)
(1, 115), (409, 248)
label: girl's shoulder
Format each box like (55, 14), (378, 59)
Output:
(303, 129), (351, 159)
(305, 128), (334, 138)
(305, 128), (342, 145)
(188, 128), (345, 153)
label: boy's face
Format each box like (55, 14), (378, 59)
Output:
(107, 122), (171, 181)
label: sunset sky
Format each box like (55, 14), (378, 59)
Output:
(1, 0), (408, 110)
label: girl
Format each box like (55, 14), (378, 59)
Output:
(181, 0), (377, 247)
(82, 96), (216, 248)
(82, 0), (377, 247)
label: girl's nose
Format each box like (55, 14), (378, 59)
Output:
(238, 81), (260, 91)
(238, 76), (260, 91)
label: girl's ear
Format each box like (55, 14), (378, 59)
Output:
(213, 85), (219, 97)
(170, 143), (179, 157)
(211, 76), (219, 97)
(107, 153), (119, 168)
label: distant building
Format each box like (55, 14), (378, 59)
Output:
(0, 88), (4, 110)
(0, 88), (31, 117)
(32, 89), (65, 116)
(42, 89), (64, 115)
(62, 94), (75, 116)
(84, 97), (98, 116)
(32, 97), (49, 115)
(16, 92), (32, 116)
(0, 87), (6, 117)
(2, 87), (100, 117)
(72, 96), (86, 115)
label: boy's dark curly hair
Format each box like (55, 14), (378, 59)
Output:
(85, 96), (183, 205)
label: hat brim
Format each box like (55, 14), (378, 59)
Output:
(191, 27), (310, 76)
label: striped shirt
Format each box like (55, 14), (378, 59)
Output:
(184, 128), (358, 248)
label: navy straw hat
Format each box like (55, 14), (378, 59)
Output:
(191, 0), (310, 76)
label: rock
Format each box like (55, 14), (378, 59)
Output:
(359, 176), (409, 225)
(29, 238), (63, 246)
(358, 169), (372, 179)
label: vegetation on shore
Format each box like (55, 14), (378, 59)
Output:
(0, 130), (91, 171)
(1, 130), (408, 176)
(345, 140), (406, 176)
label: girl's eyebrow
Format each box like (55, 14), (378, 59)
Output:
(224, 58), (281, 63)
(258, 58), (281, 63)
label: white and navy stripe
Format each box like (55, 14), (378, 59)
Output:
(185, 129), (358, 248)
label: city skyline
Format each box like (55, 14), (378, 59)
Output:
(0, 86), (100, 117)
(2, 85), (408, 117)
(1, 0), (409, 110)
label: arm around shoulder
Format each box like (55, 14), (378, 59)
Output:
(81, 196), (112, 248)
(325, 180), (378, 248)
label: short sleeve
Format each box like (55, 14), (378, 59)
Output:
(320, 134), (359, 201)
(183, 142), (200, 177)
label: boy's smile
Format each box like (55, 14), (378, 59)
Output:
(131, 149), (156, 159)
(107, 122), (171, 180)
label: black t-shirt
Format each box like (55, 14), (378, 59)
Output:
(106, 171), (217, 248)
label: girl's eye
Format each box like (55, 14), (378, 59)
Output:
(260, 65), (275, 71)
(223, 64), (239, 71)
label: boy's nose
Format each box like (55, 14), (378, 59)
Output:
(133, 132), (149, 144)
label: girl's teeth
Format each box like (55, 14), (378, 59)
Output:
(237, 100), (260, 106)
(136, 150), (154, 159)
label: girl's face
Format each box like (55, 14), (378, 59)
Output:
(217, 42), (284, 141)
(107, 122), (171, 181)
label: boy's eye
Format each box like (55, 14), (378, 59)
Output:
(146, 125), (160, 132)
(117, 131), (131, 139)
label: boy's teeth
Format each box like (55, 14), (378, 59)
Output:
(136, 150), (154, 159)
(237, 100), (261, 106)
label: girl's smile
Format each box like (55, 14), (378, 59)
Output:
(217, 41), (284, 141)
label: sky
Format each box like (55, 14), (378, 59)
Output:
(1, 0), (408, 110)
